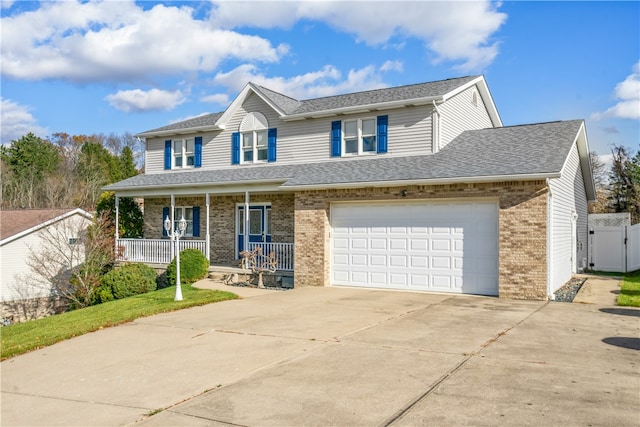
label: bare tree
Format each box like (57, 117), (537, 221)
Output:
(25, 213), (114, 308)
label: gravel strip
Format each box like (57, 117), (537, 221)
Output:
(553, 278), (587, 302)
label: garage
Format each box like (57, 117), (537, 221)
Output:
(330, 200), (499, 295)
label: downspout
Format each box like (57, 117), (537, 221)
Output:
(547, 180), (554, 299)
(432, 100), (442, 153)
(206, 192), (211, 263)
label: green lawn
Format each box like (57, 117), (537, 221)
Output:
(1, 285), (238, 360)
(618, 270), (640, 307)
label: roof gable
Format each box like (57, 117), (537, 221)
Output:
(0, 208), (93, 246)
(136, 75), (502, 137)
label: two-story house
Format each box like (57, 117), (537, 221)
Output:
(105, 75), (595, 300)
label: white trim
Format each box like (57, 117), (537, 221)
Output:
(281, 172), (560, 191)
(546, 178), (554, 299)
(136, 126), (218, 138)
(0, 208), (93, 246)
(215, 83), (287, 131)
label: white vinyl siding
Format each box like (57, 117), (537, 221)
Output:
(439, 85), (493, 149)
(548, 142), (589, 292)
(143, 94), (436, 173)
(0, 214), (90, 302)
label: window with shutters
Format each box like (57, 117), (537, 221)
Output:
(332, 115), (387, 157)
(232, 112), (277, 165)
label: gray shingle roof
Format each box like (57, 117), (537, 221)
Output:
(105, 120), (584, 192)
(139, 112), (224, 135)
(288, 76), (479, 115)
(137, 76), (479, 135)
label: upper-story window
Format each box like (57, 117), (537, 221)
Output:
(164, 137), (202, 170)
(331, 115), (388, 157)
(232, 112), (277, 165)
(344, 118), (377, 155)
(173, 138), (195, 168)
(242, 129), (268, 163)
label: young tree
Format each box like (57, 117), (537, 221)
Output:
(25, 213), (114, 309)
(588, 151), (610, 214)
(96, 192), (144, 239)
(608, 145), (640, 223)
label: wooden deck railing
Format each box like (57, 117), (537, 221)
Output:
(248, 242), (294, 271)
(116, 238), (206, 264)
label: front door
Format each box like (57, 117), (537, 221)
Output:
(237, 205), (271, 255)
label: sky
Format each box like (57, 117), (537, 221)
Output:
(1, 0), (639, 162)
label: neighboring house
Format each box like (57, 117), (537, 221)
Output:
(0, 208), (93, 321)
(104, 75), (595, 300)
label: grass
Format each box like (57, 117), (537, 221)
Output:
(617, 270), (640, 307)
(1, 285), (238, 360)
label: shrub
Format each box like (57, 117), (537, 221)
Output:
(156, 271), (170, 290)
(166, 249), (210, 286)
(100, 263), (157, 300)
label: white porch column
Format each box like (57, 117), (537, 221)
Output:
(244, 191), (250, 268)
(114, 194), (120, 256)
(205, 192), (211, 262)
(170, 194), (175, 260)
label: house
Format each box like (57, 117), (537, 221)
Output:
(0, 208), (93, 321)
(104, 75), (595, 300)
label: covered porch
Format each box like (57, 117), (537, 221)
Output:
(113, 185), (295, 272)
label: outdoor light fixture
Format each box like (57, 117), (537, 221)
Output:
(400, 189), (408, 197)
(164, 215), (187, 301)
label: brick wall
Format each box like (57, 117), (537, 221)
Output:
(293, 181), (549, 300)
(144, 194), (294, 266)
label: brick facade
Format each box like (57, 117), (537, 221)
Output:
(293, 180), (548, 300)
(143, 180), (548, 300)
(144, 194), (294, 266)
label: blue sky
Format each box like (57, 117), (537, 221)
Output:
(1, 1), (638, 162)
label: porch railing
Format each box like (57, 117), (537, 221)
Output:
(116, 238), (206, 264)
(248, 242), (294, 271)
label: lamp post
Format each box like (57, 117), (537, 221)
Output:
(164, 215), (187, 301)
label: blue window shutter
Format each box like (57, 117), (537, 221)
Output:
(164, 140), (172, 169)
(267, 128), (277, 162)
(162, 207), (169, 237)
(231, 132), (240, 165)
(192, 206), (200, 237)
(331, 120), (342, 157)
(194, 136), (202, 168)
(377, 115), (388, 154)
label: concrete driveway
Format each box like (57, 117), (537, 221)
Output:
(2, 278), (638, 426)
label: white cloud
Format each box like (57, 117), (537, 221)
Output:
(380, 60), (404, 73)
(213, 64), (386, 100)
(105, 88), (186, 112)
(210, 1), (506, 71)
(1, 1), (15, 9)
(200, 93), (230, 106)
(592, 61), (640, 120)
(1, 1), (287, 83)
(0, 98), (49, 144)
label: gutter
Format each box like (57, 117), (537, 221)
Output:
(135, 125), (221, 139)
(280, 172), (561, 191)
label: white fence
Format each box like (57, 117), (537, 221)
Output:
(589, 224), (640, 273)
(116, 238), (206, 264)
(248, 242), (294, 271)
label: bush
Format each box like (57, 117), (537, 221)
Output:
(156, 271), (170, 290)
(166, 249), (209, 286)
(100, 263), (157, 300)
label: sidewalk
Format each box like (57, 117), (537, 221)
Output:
(573, 274), (622, 305)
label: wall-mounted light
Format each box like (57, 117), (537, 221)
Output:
(400, 189), (408, 197)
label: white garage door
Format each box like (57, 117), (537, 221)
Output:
(331, 200), (498, 295)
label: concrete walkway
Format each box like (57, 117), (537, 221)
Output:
(2, 277), (638, 426)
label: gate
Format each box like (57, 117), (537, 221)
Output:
(589, 224), (640, 272)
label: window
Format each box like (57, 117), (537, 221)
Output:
(173, 207), (194, 237)
(164, 137), (202, 170)
(242, 130), (268, 163)
(232, 112), (277, 165)
(343, 117), (377, 155)
(173, 138), (194, 168)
